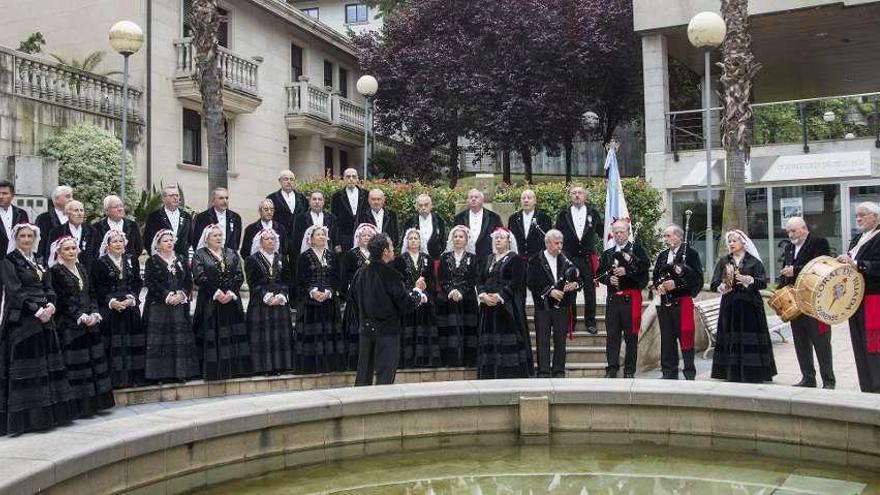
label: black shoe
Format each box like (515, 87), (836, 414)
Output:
(586, 325), (598, 335)
(623, 373), (634, 379)
(793, 379), (817, 388)
(604, 371), (617, 378)
(822, 382), (836, 390)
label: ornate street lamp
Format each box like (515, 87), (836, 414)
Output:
(109, 20), (144, 205)
(688, 11), (726, 263)
(356, 75), (378, 179)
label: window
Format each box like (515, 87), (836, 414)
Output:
(772, 184), (842, 276)
(338, 67), (349, 98)
(345, 4), (368, 24)
(323, 60), (333, 88)
(324, 147), (335, 178)
(291, 43), (303, 81)
(182, 108), (202, 165)
(183, 0), (229, 47)
(301, 7), (319, 20)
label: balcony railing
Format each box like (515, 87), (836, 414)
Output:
(285, 81), (365, 131)
(666, 92), (880, 159)
(10, 50), (143, 122)
(173, 38), (259, 96)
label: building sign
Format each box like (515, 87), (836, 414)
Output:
(760, 151), (872, 183)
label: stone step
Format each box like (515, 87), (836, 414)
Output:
(528, 331), (607, 347)
(563, 362), (607, 378)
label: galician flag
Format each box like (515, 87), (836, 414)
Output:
(603, 146), (630, 250)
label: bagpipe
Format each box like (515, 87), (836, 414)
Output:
(655, 209), (693, 306)
(530, 218), (581, 309)
(593, 221), (641, 285)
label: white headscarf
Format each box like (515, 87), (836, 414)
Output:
(490, 228), (518, 256)
(445, 225), (475, 254)
(48, 236), (78, 268)
(725, 229), (761, 262)
(98, 229), (128, 258)
(10, 223), (40, 255)
(196, 224), (225, 252)
(352, 222), (378, 249)
(301, 224), (330, 254)
(401, 228), (423, 255)
(251, 228), (280, 256)
(151, 229), (176, 256)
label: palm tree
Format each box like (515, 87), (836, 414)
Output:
(50, 51), (122, 77)
(718, 0), (761, 240)
(189, 0), (228, 191)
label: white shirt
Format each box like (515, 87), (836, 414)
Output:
(310, 210), (324, 227)
(260, 220), (272, 230)
(281, 190), (298, 215)
(666, 246), (679, 265)
(0, 206), (13, 240)
(418, 214), (433, 250)
(571, 205), (587, 239)
(372, 209), (385, 232)
(55, 209), (68, 225)
(346, 187), (359, 214)
(850, 228), (880, 259)
(214, 208), (227, 232)
(69, 223), (83, 245)
(468, 209), (483, 252)
(522, 210), (534, 238)
(543, 250), (558, 281)
(107, 217), (124, 232)
(164, 208), (181, 237)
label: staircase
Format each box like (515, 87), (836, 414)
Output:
(525, 303), (609, 377)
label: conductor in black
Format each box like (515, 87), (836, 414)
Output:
(351, 234), (427, 386)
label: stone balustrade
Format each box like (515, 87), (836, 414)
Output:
(8, 48), (143, 123)
(286, 81), (365, 131)
(173, 38), (260, 96)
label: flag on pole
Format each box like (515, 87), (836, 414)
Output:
(603, 144), (631, 250)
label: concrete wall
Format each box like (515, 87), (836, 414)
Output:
(287, 0), (383, 35)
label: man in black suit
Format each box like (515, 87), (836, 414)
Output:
(293, 190), (340, 255)
(596, 221), (649, 378)
(554, 186), (603, 334)
(402, 194), (446, 259)
(0, 180), (29, 259)
(508, 189), (552, 260)
(241, 199), (289, 260)
(331, 167), (368, 250)
(528, 229), (582, 378)
(191, 187), (243, 251)
(778, 217), (834, 389)
(357, 188), (399, 246)
(652, 224), (703, 380)
(143, 184), (193, 257)
(453, 188), (502, 263)
(266, 170), (307, 235)
(36, 185), (73, 257)
(46, 200), (99, 269)
(93, 194), (144, 257)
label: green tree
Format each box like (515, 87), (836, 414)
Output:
(41, 124), (135, 221)
(17, 32), (46, 54)
(49, 51), (121, 77)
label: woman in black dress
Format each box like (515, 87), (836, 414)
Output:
(3, 223), (77, 434)
(295, 225), (342, 373)
(436, 225), (479, 367)
(92, 229), (145, 388)
(143, 229), (199, 382)
(475, 228), (531, 379)
(192, 224), (251, 380)
(340, 223), (377, 370)
(245, 228), (294, 375)
(710, 229), (777, 383)
(394, 228), (439, 368)
(49, 236), (115, 415)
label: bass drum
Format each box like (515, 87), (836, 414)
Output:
(794, 255), (865, 326)
(768, 286), (801, 322)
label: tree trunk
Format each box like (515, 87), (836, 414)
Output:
(519, 146), (533, 184)
(447, 136), (459, 188)
(502, 150), (511, 185)
(564, 139), (573, 184)
(191, 0), (228, 193)
(719, 0), (761, 241)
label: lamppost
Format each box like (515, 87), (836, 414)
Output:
(356, 75), (378, 179)
(687, 12), (726, 263)
(109, 20), (144, 205)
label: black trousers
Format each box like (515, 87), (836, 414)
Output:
(571, 255), (597, 328)
(606, 294), (638, 376)
(850, 305), (880, 393)
(354, 329), (400, 386)
(534, 306), (570, 377)
(791, 314), (834, 385)
(657, 302), (696, 380)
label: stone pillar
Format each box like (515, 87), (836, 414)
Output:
(642, 34), (670, 155)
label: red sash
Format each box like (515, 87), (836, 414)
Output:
(617, 289), (642, 335)
(590, 253), (599, 287)
(865, 294), (880, 354)
(679, 296), (695, 351)
(567, 306), (575, 340)
(817, 321), (830, 335)
(433, 259), (442, 293)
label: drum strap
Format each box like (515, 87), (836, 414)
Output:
(590, 253), (599, 287)
(616, 289), (642, 335)
(679, 296), (695, 351)
(865, 294), (880, 354)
